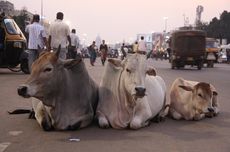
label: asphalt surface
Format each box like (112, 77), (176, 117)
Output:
(0, 58), (230, 152)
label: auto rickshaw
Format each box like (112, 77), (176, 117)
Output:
(169, 30), (206, 70)
(0, 14), (29, 74)
(204, 38), (220, 67)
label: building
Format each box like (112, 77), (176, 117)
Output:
(0, 0), (14, 16)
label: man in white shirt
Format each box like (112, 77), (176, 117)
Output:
(48, 12), (71, 59)
(25, 14), (47, 72)
(68, 29), (80, 59)
(138, 36), (147, 54)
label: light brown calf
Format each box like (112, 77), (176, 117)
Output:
(169, 77), (219, 120)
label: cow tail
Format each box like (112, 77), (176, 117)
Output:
(8, 108), (35, 119)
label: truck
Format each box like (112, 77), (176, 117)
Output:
(169, 30), (206, 70)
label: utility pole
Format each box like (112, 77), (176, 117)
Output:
(41, 0), (43, 24)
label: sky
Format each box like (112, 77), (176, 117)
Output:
(9, 0), (230, 44)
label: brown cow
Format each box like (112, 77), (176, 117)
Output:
(169, 77), (219, 120)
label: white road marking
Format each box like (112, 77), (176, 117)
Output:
(0, 142), (11, 152)
(8, 131), (23, 136)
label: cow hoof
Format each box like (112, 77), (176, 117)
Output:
(205, 112), (215, 118)
(98, 117), (110, 129)
(152, 115), (166, 123)
(130, 119), (142, 130)
(67, 121), (82, 130)
(41, 119), (53, 131)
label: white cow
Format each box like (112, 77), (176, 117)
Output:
(169, 77), (219, 120)
(97, 53), (167, 129)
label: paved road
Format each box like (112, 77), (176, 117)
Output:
(0, 58), (230, 152)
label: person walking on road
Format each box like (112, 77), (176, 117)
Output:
(99, 40), (108, 66)
(133, 41), (138, 53)
(138, 36), (147, 55)
(121, 43), (126, 60)
(25, 14), (48, 73)
(48, 12), (71, 59)
(68, 29), (80, 59)
(88, 41), (97, 66)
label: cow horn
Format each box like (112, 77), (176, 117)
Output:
(37, 45), (42, 50)
(55, 45), (61, 57)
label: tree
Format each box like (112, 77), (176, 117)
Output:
(12, 8), (29, 35)
(204, 10), (230, 44)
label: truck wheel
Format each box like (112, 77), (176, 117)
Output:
(197, 62), (202, 70)
(20, 59), (30, 74)
(171, 61), (175, 69)
(210, 61), (214, 68)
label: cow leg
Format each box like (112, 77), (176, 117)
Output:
(32, 98), (53, 131)
(130, 116), (149, 129)
(79, 114), (94, 129)
(212, 94), (220, 116)
(130, 101), (152, 129)
(169, 108), (182, 120)
(193, 113), (205, 120)
(97, 112), (110, 128)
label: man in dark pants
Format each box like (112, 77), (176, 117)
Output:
(68, 29), (80, 59)
(99, 40), (108, 66)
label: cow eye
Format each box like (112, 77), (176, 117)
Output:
(43, 67), (52, 72)
(126, 68), (131, 73)
(198, 93), (203, 98)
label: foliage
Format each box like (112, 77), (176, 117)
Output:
(12, 9), (29, 35)
(202, 10), (230, 44)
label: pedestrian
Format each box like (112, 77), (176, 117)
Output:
(138, 36), (147, 55)
(25, 14), (48, 73)
(99, 40), (108, 66)
(132, 41), (138, 53)
(48, 12), (71, 59)
(68, 29), (80, 59)
(88, 41), (97, 66)
(121, 43), (126, 60)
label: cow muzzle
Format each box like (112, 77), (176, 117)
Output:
(18, 85), (30, 98)
(135, 86), (146, 98)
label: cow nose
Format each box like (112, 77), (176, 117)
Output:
(208, 107), (214, 113)
(18, 86), (28, 97)
(135, 87), (146, 97)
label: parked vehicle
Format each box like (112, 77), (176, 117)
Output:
(0, 15), (29, 74)
(204, 38), (220, 67)
(219, 44), (230, 63)
(169, 30), (206, 70)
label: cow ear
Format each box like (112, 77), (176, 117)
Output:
(179, 85), (193, 91)
(146, 67), (156, 76)
(108, 58), (122, 67)
(63, 58), (82, 69)
(55, 45), (61, 58)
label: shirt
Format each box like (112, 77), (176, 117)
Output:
(70, 33), (80, 48)
(138, 40), (147, 52)
(49, 19), (70, 48)
(25, 22), (46, 49)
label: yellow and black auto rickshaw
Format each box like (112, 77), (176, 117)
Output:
(0, 14), (29, 74)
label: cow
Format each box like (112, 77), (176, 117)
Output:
(17, 47), (98, 131)
(96, 53), (167, 129)
(169, 77), (219, 121)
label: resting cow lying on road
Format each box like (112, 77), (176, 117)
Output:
(18, 47), (98, 131)
(97, 53), (167, 129)
(169, 77), (219, 120)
